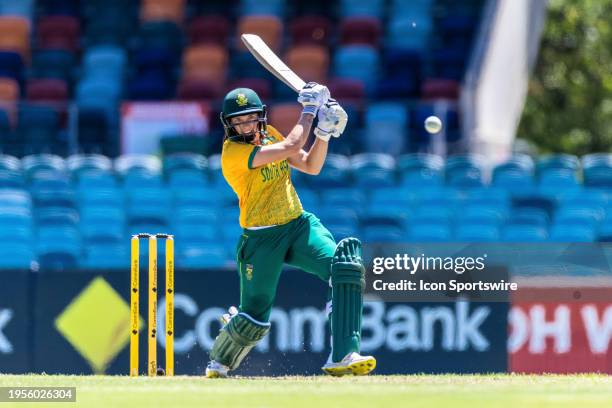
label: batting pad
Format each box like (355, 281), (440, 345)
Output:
(210, 312), (271, 370)
(330, 237), (366, 362)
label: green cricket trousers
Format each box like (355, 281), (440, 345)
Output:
(235, 211), (336, 322)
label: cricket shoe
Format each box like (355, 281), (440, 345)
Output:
(321, 352), (376, 377)
(205, 360), (229, 378)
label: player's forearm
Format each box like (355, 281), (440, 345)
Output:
(283, 113), (314, 152)
(302, 137), (328, 175)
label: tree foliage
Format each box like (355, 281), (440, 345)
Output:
(518, 0), (612, 155)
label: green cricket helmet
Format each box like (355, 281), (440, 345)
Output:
(220, 88), (268, 143)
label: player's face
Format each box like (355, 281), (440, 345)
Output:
(230, 113), (259, 136)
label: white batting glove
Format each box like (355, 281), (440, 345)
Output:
(298, 82), (330, 116)
(314, 98), (348, 142)
(220, 306), (238, 325)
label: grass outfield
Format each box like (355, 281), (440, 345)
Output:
(0, 374), (611, 408)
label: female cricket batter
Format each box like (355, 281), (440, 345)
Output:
(205, 83), (376, 377)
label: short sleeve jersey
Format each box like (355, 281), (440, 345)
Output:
(221, 125), (303, 228)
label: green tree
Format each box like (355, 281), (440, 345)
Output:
(518, 0), (612, 155)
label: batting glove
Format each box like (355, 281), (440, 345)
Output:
(314, 99), (348, 142)
(220, 306), (238, 325)
(298, 82), (330, 116)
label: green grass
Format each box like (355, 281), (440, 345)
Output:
(0, 374), (611, 408)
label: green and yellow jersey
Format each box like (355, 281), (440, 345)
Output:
(221, 125), (303, 228)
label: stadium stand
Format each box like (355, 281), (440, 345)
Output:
(3, 0), (608, 271)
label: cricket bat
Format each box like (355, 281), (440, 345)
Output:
(241, 33), (306, 93)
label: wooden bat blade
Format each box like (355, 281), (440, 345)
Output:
(241, 33), (306, 93)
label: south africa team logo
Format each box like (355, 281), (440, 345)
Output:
(236, 93), (249, 106)
(245, 264), (253, 280)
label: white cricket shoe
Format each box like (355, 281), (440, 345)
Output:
(205, 360), (230, 378)
(321, 352), (376, 377)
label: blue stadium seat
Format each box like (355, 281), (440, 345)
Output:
(36, 225), (81, 271)
(0, 51), (24, 83)
(362, 225), (406, 242)
(538, 169), (580, 193)
(168, 170), (209, 190)
(116, 154), (162, 174)
(31, 187), (77, 209)
(174, 207), (217, 225)
(0, 207), (32, 229)
(334, 45), (379, 94)
(340, 0), (385, 18)
(22, 154), (66, 180)
(126, 188), (171, 225)
(390, 0), (434, 17)
(321, 187), (366, 207)
(377, 49), (422, 98)
(78, 187), (123, 208)
(240, 0), (286, 16)
(561, 189), (608, 209)
(0, 241), (34, 269)
(444, 155), (485, 188)
(454, 224), (500, 242)
(386, 16), (432, 50)
(177, 243), (228, 269)
(493, 171), (535, 189)
(31, 49), (75, 82)
(0, 0), (34, 17)
(597, 222), (612, 242)
(67, 154), (113, 175)
(555, 206), (605, 229)
(36, 207), (79, 226)
(82, 243), (129, 269)
(549, 224), (595, 242)
(325, 222), (359, 240)
(350, 153), (397, 187)
(0, 170), (23, 189)
(76, 77), (122, 104)
(413, 205), (454, 223)
(128, 70), (174, 100)
(316, 205), (359, 227)
(462, 187), (510, 207)
(582, 153), (612, 188)
(0, 224), (32, 241)
(316, 154), (351, 187)
(537, 154), (580, 173)
(295, 188), (319, 209)
(207, 154), (223, 183)
(398, 153), (444, 187)
(76, 108), (112, 154)
(164, 153), (207, 174)
(0, 154), (23, 187)
(408, 221), (452, 242)
(0, 189), (31, 209)
(363, 202), (410, 225)
(76, 170), (118, 190)
(164, 154), (209, 189)
(82, 45), (127, 79)
(0, 154), (20, 172)
(455, 204), (507, 225)
(369, 187), (412, 207)
(80, 206), (125, 242)
(508, 208), (549, 228)
(501, 225), (548, 242)
(364, 103), (408, 155)
(173, 188), (220, 209)
(492, 155), (535, 189)
(123, 172), (163, 190)
(413, 187), (461, 208)
(174, 223), (218, 243)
